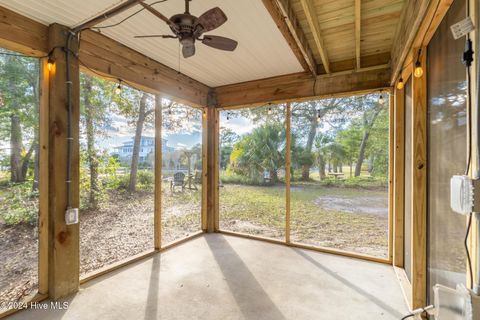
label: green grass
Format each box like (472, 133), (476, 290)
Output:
(220, 183), (389, 258)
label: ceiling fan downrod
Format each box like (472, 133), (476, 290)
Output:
(185, 0), (191, 14)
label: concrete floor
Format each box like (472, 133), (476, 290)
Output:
(9, 234), (409, 320)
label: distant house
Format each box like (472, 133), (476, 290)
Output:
(113, 136), (174, 164)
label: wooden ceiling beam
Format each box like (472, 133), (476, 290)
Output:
(72, 0), (145, 33)
(299, 0), (331, 73)
(390, 0), (455, 85)
(0, 5), (48, 56)
(79, 30), (210, 107)
(215, 66), (391, 108)
(262, 0), (317, 75)
(390, 0), (429, 84)
(355, 0), (361, 70)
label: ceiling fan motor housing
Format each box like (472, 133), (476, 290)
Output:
(170, 13), (198, 41)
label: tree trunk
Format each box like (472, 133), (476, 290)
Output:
(10, 113), (23, 183)
(84, 77), (100, 207)
(301, 115), (318, 181)
(32, 141), (40, 191)
(318, 153), (326, 180)
(354, 131), (370, 177)
(128, 93), (149, 193)
(269, 169), (278, 184)
(20, 141), (35, 181)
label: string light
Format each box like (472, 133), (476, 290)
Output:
(317, 109), (321, 120)
(115, 80), (122, 95)
(47, 57), (54, 71)
(397, 77), (404, 90)
(268, 106), (273, 115)
(226, 112), (230, 121)
(414, 49), (424, 78)
(378, 94), (385, 105)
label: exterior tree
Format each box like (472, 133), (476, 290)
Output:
(128, 93), (154, 193)
(230, 123), (286, 184)
(291, 99), (344, 180)
(80, 74), (114, 207)
(336, 124), (362, 177)
(313, 133), (333, 180)
(0, 52), (39, 184)
(353, 95), (385, 177)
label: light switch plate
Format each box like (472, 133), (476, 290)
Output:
(65, 208), (79, 225)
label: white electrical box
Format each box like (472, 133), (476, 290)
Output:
(451, 175), (474, 215)
(65, 208), (79, 225)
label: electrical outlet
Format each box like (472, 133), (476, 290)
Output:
(65, 208), (79, 225)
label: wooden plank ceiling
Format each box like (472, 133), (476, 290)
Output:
(0, 0), (406, 87)
(287, 0), (405, 74)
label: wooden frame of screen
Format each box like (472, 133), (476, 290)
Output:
(215, 90), (394, 265)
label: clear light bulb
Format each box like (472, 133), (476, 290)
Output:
(268, 107), (272, 115)
(115, 84), (122, 95)
(414, 61), (423, 78)
(379, 95), (385, 105)
(397, 78), (404, 90)
(47, 58), (54, 71)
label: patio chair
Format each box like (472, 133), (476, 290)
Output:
(171, 172), (186, 192)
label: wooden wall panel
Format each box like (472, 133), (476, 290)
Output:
(411, 47), (427, 309)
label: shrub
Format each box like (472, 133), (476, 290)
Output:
(0, 182), (38, 225)
(137, 170), (154, 190)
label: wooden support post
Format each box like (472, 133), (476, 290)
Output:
(154, 95), (162, 250)
(38, 57), (49, 295)
(393, 83), (406, 268)
(411, 47), (427, 309)
(388, 94), (395, 263)
(285, 103), (291, 243)
(202, 107), (208, 232)
(206, 90), (219, 232)
(47, 23), (80, 299)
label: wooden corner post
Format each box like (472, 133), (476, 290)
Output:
(393, 84), (405, 268)
(388, 93), (395, 262)
(47, 23), (80, 299)
(205, 90), (219, 232)
(154, 95), (162, 250)
(411, 47), (427, 309)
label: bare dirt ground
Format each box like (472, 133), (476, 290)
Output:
(314, 195), (388, 216)
(80, 190), (201, 276)
(0, 190), (201, 308)
(0, 223), (38, 307)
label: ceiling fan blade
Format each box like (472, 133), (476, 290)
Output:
(182, 44), (196, 58)
(202, 35), (238, 51)
(196, 7), (227, 33)
(134, 35), (177, 39)
(138, 2), (179, 32)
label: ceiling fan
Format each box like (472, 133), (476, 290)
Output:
(134, 0), (238, 58)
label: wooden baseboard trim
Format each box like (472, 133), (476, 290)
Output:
(218, 229), (391, 265)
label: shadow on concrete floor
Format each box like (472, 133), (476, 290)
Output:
(206, 235), (286, 320)
(293, 249), (404, 318)
(144, 254), (161, 320)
